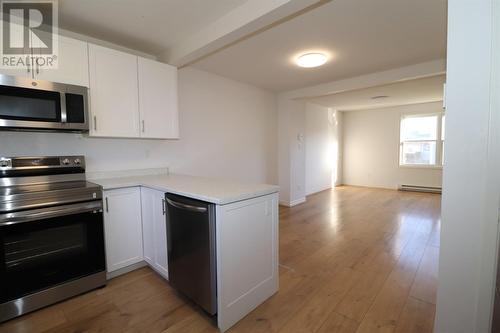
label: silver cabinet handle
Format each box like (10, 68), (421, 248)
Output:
(105, 197), (109, 212)
(142, 120), (145, 133)
(35, 51), (39, 75)
(162, 198), (166, 215)
(94, 116), (97, 131)
(166, 198), (207, 213)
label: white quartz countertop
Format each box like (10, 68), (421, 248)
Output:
(89, 173), (279, 205)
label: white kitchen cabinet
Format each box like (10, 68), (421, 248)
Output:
(141, 188), (155, 266)
(0, 35), (89, 87)
(0, 26), (34, 79)
(103, 187), (144, 273)
(37, 36), (89, 86)
(141, 187), (169, 279)
(0, 45), (30, 78)
(88, 43), (140, 138)
(216, 192), (279, 332)
(138, 57), (179, 139)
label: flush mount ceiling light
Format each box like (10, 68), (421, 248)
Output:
(296, 53), (328, 68)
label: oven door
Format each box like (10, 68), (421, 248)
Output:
(0, 201), (105, 304)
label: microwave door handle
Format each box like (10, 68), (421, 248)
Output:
(60, 92), (67, 123)
(0, 201), (103, 226)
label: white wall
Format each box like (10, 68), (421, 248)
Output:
(435, 0), (500, 332)
(305, 103), (342, 195)
(277, 97), (306, 205)
(0, 67), (278, 184)
(278, 62), (445, 207)
(342, 102), (443, 189)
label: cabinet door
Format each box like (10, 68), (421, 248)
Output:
(140, 187), (169, 279)
(153, 190), (169, 279)
(0, 53), (31, 78)
(37, 36), (89, 86)
(216, 193), (279, 332)
(138, 57), (179, 139)
(140, 187), (156, 266)
(88, 44), (139, 138)
(0, 22), (31, 79)
(103, 187), (143, 273)
(0, 40), (30, 79)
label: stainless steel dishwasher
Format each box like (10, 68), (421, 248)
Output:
(165, 193), (217, 315)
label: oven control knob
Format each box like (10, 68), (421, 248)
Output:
(62, 158), (70, 165)
(0, 160), (9, 167)
(74, 158), (81, 165)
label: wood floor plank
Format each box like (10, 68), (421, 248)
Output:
(0, 306), (66, 333)
(316, 312), (360, 333)
(277, 267), (362, 333)
(410, 245), (440, 304)
(394, 297), (435, 333)
(335, 268), (392, 322)
(0, 187), (440, 333)
(355, 225), (431, 333)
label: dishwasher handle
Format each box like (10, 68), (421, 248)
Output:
(166, 198), (207, 213)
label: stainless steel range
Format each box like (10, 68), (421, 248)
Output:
(0, 156), (106, 322)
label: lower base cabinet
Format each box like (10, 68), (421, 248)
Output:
(102, 186), (279, 332)
(141, 187), (169, 279)
(102, 186), (168, 278)
(103, 187), (144, 273)
(216, 192), (279, 332)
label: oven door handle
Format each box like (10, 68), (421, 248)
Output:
(0, 201), (103, 226)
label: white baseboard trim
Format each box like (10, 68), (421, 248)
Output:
(279, 197), (306, 207)
(106, 261), (147, 280)
(305, 186), (332, 196)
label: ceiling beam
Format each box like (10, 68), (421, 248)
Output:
(283, 59), (446, 99)
(161, 0), (330, 67)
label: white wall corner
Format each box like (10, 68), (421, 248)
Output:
(277, 95), (307, 205)
(435, 0), (500, 332)
(279, 197), (306, 207)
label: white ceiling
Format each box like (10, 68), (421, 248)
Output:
(58, 0), (248, 55)
(192, 0), (447, 92)
(306, 75), (445, 111)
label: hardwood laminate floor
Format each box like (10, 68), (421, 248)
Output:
(0, 186), (441, 333)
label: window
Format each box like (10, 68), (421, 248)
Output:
(400, 113), (445, 167)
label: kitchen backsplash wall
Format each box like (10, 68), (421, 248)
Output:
(0, 67), (278, 185)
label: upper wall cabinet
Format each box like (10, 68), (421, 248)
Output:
(37, 36), (89, 87)
(0, 35), (89, 87)
(138, 57), (179, 139)
(88, 43), (140, 138)
(88, 45), (179, 139)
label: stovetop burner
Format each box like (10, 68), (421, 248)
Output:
(0, 156), (102, 213)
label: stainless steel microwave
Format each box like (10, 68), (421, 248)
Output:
(0, 74), (89, 132)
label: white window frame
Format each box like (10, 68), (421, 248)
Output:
(399, 112), (445, 169)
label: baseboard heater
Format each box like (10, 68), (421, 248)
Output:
(398, 184), (442, 194)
